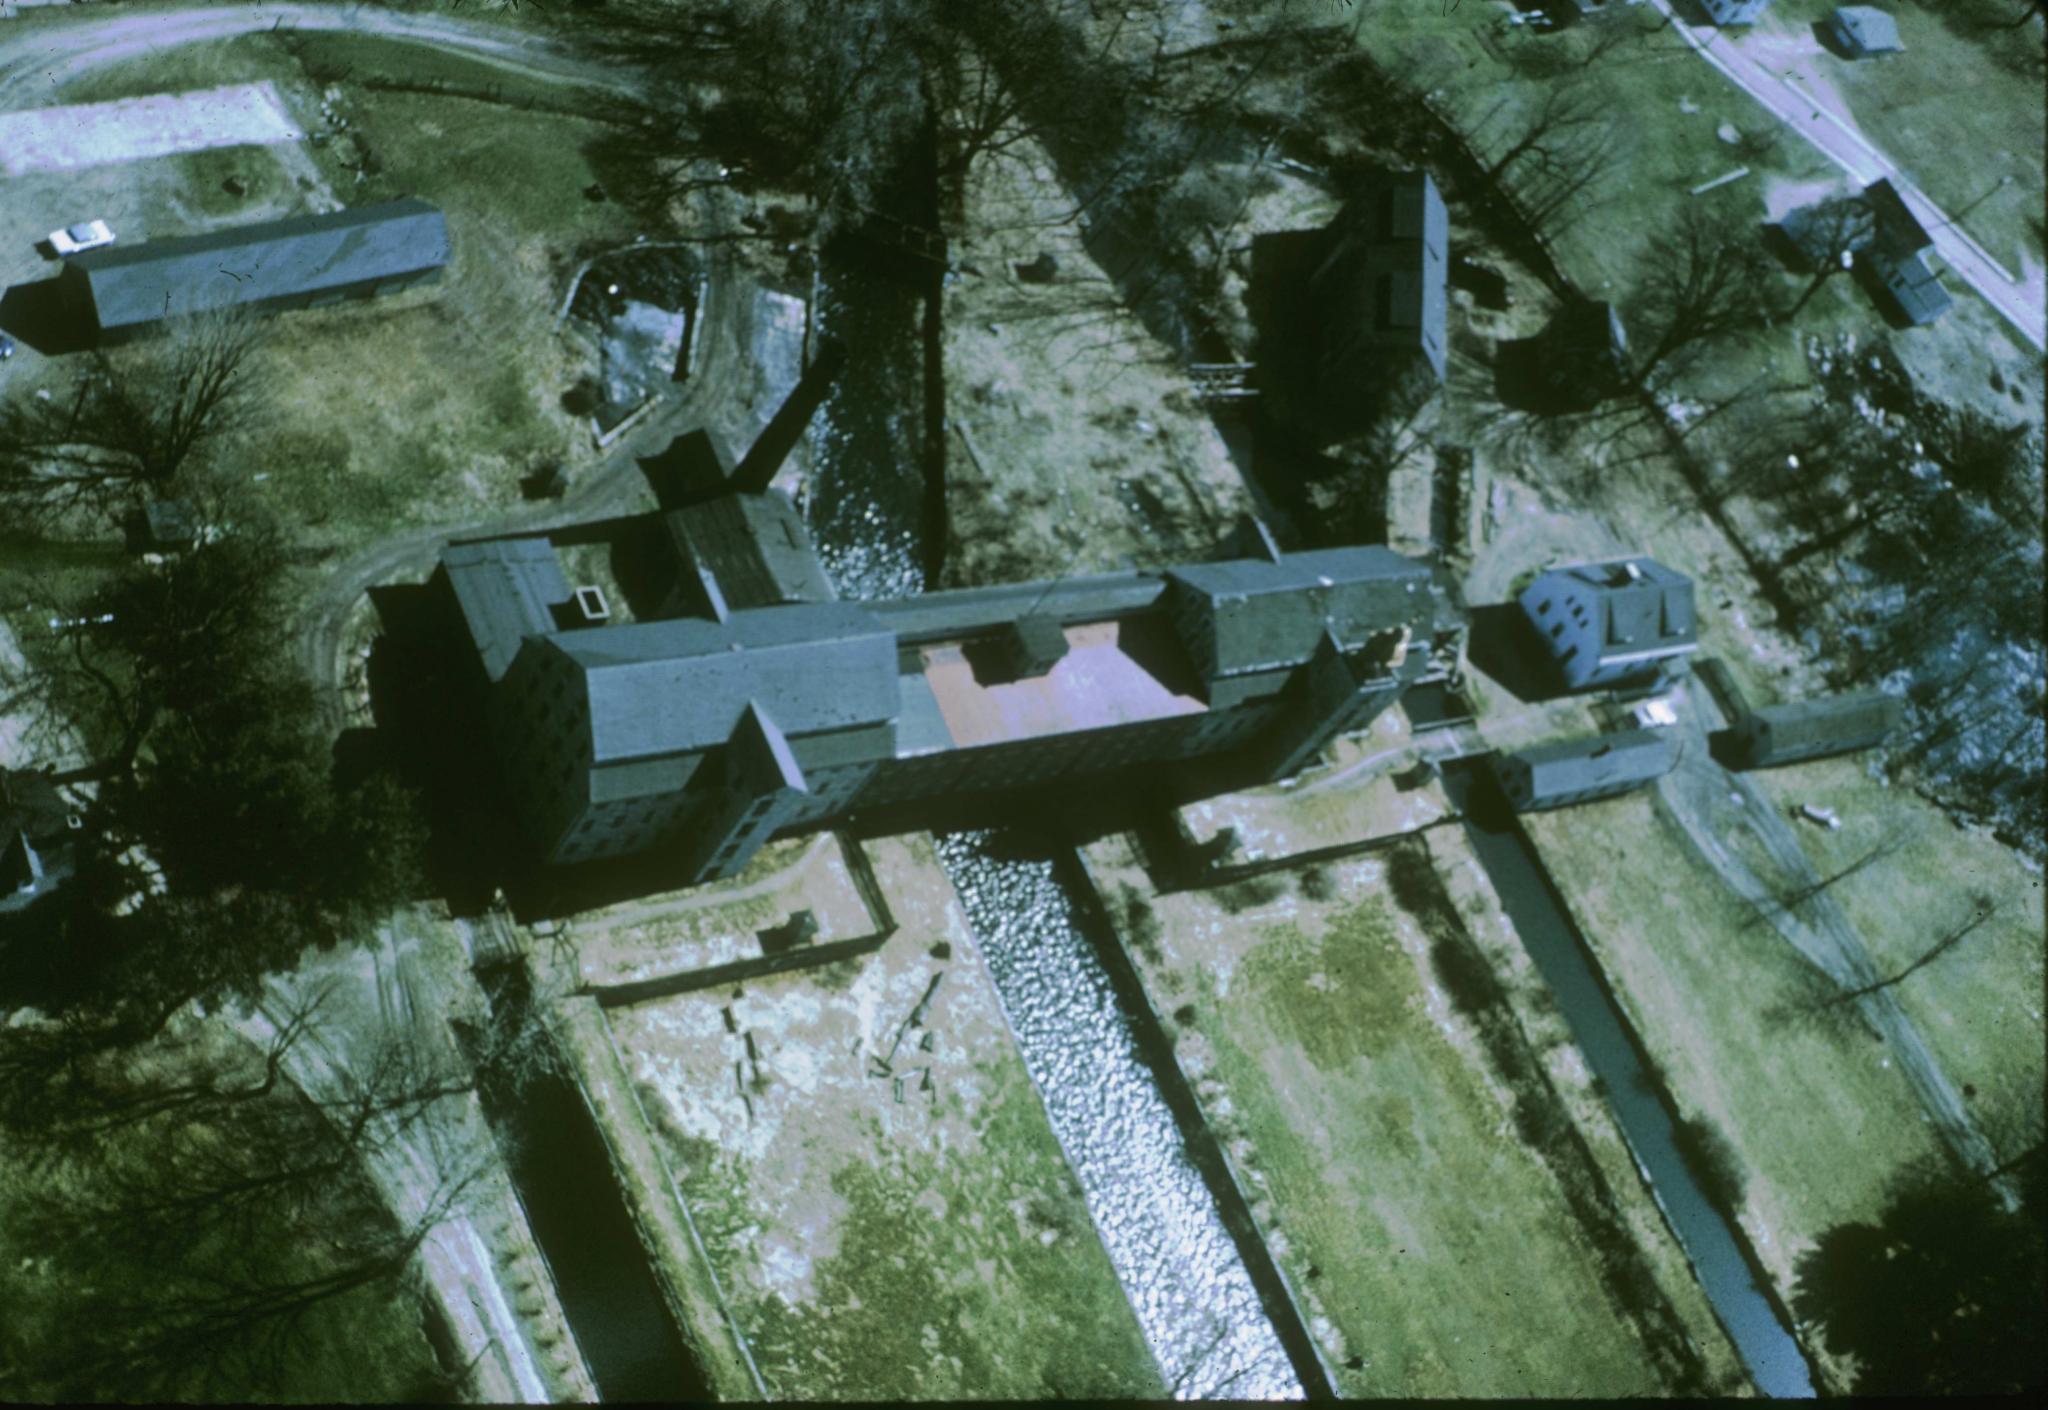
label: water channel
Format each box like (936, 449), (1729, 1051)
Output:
(1438, 764), (1817, 1399)
(469, 968), (711, 1402)
(809, 232), (1300, 1396)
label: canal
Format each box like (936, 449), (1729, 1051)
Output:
(468, 968), (711, 1403)
(1438, 764), (1817, 1400)
(808, 189), (1301, 1393)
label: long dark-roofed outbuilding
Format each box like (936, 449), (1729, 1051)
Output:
(62, 198), (450, 340)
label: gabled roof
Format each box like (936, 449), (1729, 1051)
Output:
(68, 199), (449, 330)
(540, 603), (900, 763)
(1744, 691), (1902, 754)
(1501, 728), (1677, 799)
(1831, 6), (1902, 53)
(441, 538), (571, 683)
(1313, 170), (1449, 379)
(660, 492), (835, 610)
(1865, 248), (1952, 325)
(1861, 179), (1932, 256)
(1165, 546), (1443, 680)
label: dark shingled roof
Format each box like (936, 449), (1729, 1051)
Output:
(541, 602), (900, 762)
(1861, 178), (1932, 256)
(659, 493), (835, 610)
(1312, 170), (1449, 380)
(67, 199), (449, 331)
(1865, 249), (1953, 325)
(1521, 558), (1696, 665)
(1494, 728), (1677, 804)
(441, 538), (570, 683)
(869, 572), (1167, 642)
(1741, 691), (1902, 762)
(1165, 546), (1444, 680)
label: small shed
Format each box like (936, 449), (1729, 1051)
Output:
(1732, 691), (1903, 768)
(1826, 6), (1903, 60)
(125, 498), (199, 554)
(1487, 728), (1678, 812)
(1863, 249), (1953, 326)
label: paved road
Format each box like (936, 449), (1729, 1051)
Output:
(1652, 676), (2017, 1212)
(1648, 0), (2046, 352)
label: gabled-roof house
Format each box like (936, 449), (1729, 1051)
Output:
(1825, 6), (1903, 59)
(63, 198), (449, 340)
(1855, 179), (1951, 325)
(1732, 691), (1903, 768)
(1487, 729), (1677, 812)
(1516, 558), (1697, 691)
(1311, 170), (1450, 388)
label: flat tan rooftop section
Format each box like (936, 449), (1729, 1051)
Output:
(0, 83), (303, 177)
(921, 620), (1204, 748)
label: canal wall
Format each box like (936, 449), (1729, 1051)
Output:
(1054, 845), (1339, 1400)
(545, 992), (768, 1401)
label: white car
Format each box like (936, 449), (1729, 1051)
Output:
(48, 220), (116, 256)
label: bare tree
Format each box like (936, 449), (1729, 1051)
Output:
(1747, 829), (1910, 930)
(1478, 83), (1605, 184)
(1783, 197), (1875, 318)
(0, 309), (264, 523)
(1632, 206), (1777, 382)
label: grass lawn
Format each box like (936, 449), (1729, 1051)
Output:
(1742, 753), (2046, 1154)
(12, 31), (645, 559)
(1521, 788), (1951, 1388)
(1764, 0), (2045, 279)
(594, 833), (1161, 1401)
(1086, 833), (1733, 1396)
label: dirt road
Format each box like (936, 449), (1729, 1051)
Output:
(1652, 676), (2016, 1211)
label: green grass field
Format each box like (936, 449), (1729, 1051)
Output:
(1521, 788), (1952, 1389)
(1776, 0), (2046, 277)
(1742, 753), (2046, 1154)
(1090, 837), (1731, 1396)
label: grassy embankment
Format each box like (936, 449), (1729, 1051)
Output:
(1519, 789), (1955, 1390)
(1084, 832), (1747, 1396)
